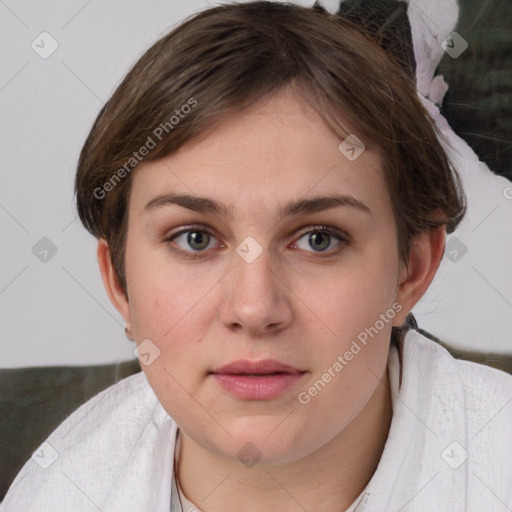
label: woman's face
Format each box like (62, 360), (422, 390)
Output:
(117, 87), (409, 464)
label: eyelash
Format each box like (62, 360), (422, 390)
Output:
(163, 224), (349, 260)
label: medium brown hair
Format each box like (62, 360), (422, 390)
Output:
(75, 0), (466, 301)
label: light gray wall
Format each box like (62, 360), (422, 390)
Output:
(1, 0), (511, 368)
(0, 0), (216, 367)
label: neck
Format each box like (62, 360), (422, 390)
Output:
(176, 365), (392, 512)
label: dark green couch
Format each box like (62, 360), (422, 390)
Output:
(1, 336), (512, 501)
(0, 359), (141, 501)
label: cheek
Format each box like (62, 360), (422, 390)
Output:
(291, 266), (396, 447)
(297, 244), (398, 397)
(127, 274), (215, 429)
(124, 250), (212, 391)
(126, 242), (217, 337)
(129, 276), (211, 366)
(312, 252), (399, 340)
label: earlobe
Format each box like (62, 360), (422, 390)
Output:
(97, 238), (132, 328)
(394, 226), (446, 326)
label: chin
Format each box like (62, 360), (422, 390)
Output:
(216, 417), (313, 466)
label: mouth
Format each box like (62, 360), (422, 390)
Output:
(210, 359), (307, 400)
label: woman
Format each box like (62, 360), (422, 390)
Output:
(2, 2), (511, 511)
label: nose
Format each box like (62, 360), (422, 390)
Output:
(220, 243), (293, 336)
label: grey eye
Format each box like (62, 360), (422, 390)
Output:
(173, 230), (216, 252)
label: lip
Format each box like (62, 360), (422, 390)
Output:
(210, 359), (306, 400)
(213, 359), (303, 375)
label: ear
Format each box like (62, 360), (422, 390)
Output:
(393, 226), (446, 326)
(97, 238), (132, 330)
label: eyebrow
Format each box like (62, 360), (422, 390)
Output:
(143, 193), (371, 218)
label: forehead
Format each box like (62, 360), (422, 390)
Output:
(129, 87), (389, 220)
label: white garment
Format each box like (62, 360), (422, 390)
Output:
(2, 329), (512, 511)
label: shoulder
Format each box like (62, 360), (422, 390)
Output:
(1, 371), (175, 511)
(405, 329), (512, 431)
(451, 351), (512, 436)
(407, 328), (512, 390)
(46, 370), (159, 444)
